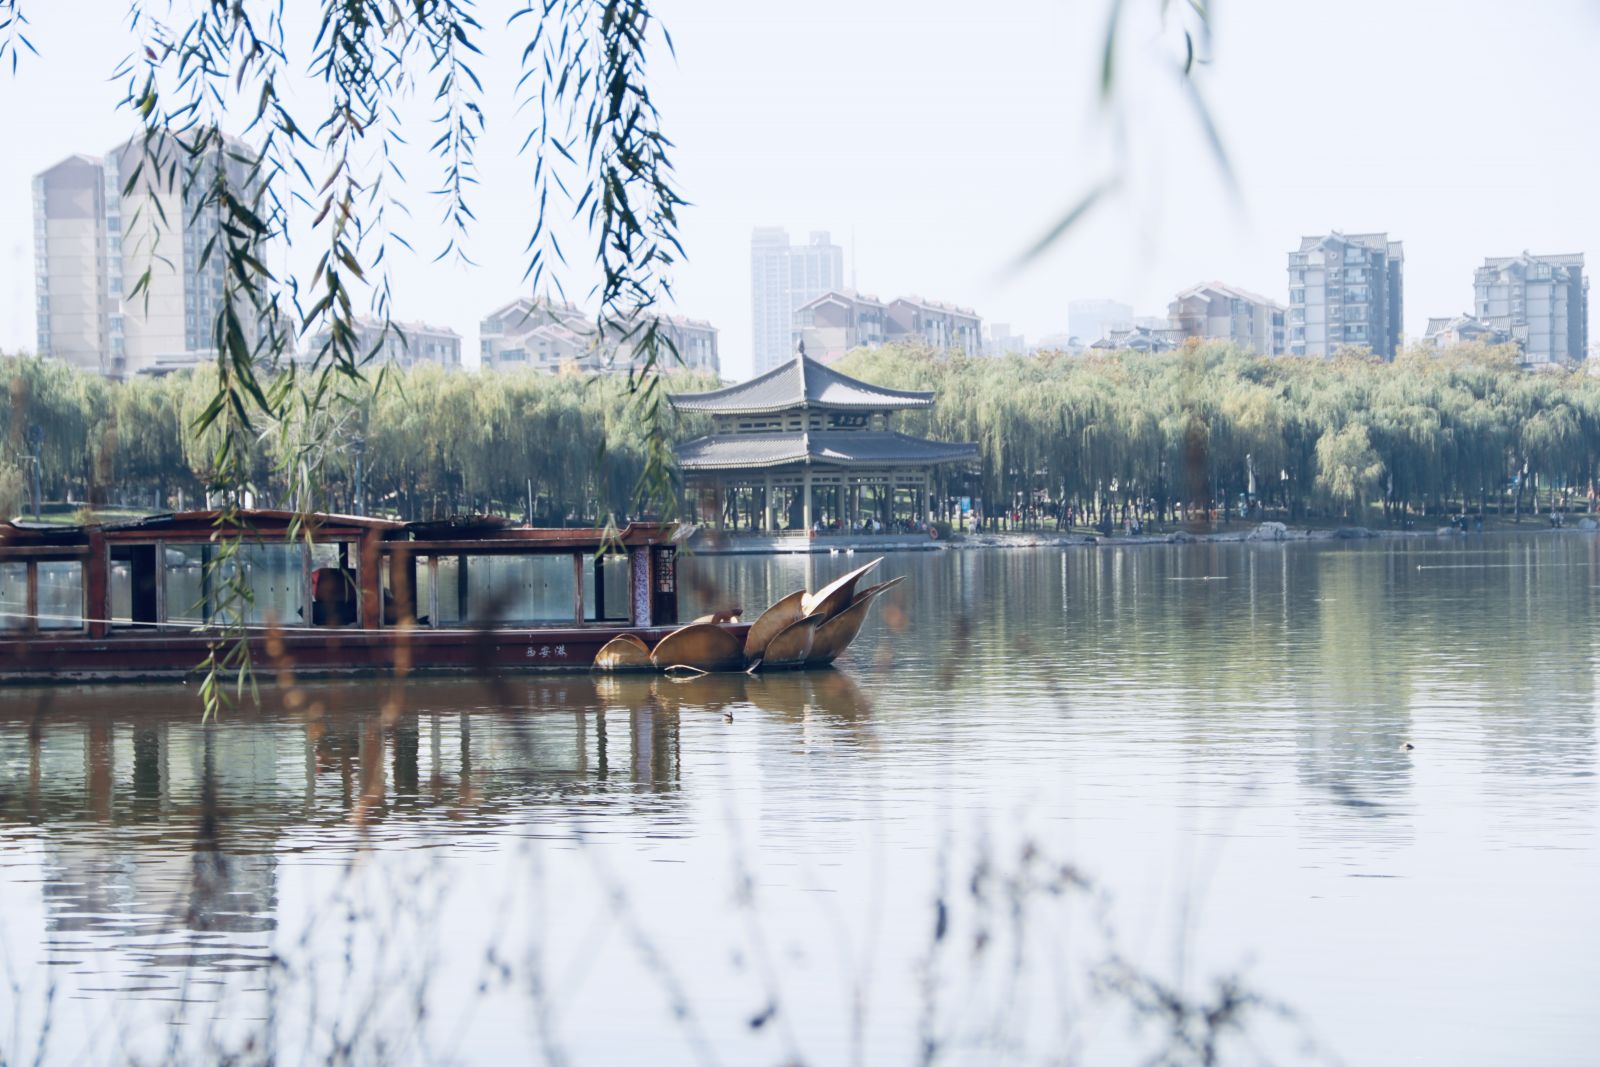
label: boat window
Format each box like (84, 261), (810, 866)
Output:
(163, 544), (212, 625)
(36, 562), (84, 630)
(163, 542), (311, 626)
(110, 545), (159, 628)
(381, 552), (427, 627)
(429, 554), (579, 626)
(583, 551), (631, 622)
(434, 556), (462, 626)
(309, 543), (357, 627)
(0, 560), (85, 632)
(0, 562), (27, 631)
(467, 554), (577, 625)
(111, 558), (131, 623)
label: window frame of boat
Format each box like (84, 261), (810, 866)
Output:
(0, 549), (90, 635)
(377, 543), (635, 629)
(105, 534), (365, 631)
(586, 548), (633, 625)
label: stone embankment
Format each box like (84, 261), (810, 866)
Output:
(948, 519), (1599, 551)
(691, 519), (1599, 555)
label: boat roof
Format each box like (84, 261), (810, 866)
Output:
(0, 510), (674, 549)
(107, 509), (402, 532)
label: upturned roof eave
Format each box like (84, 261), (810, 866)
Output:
(668, 395), (934, 415)
(674, 431), (978, 471)
(677, 450), (977, 472)
(665, 353), (936, 414)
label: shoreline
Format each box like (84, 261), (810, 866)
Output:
(689, 519), (1598, 555)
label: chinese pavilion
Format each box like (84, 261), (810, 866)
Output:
(669, 348), (977, 534)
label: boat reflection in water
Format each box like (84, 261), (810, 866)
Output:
(0, 669), (872, 987)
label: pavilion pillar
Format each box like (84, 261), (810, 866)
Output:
(713, 480), (724, 533)
(802, 467), (813, 533)
(763, 474), (775, 532)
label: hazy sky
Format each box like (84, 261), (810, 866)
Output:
(3, 0), (1599, 379)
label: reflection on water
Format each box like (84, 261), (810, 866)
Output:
(1, 536), (1598, 1065)
(0, 672), (874, 987)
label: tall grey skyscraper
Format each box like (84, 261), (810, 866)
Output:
(1473, 253), (1587, 365)
(32, 154), (112, 372)
(1287, 232), (1404, 358)
(34, 134), (263, 377)
(750, 228), (843, 377)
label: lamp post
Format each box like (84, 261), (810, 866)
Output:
(26, 424), (43, 521)
(352, 432), (367, 515)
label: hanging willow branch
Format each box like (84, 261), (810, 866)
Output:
(8, 0), (685, 714)
(4, 1), (1235, 711)
(112, 1), (309, 718)
(0, 0), (36, 73)
(514, 0), (686, 515)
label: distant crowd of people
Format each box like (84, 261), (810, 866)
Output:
(811, 517), (931, 536)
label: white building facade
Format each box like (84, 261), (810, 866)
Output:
(1473, 253), (1587, 365)
(1168, 281), (1287, 355)
(306, 316), (462, 370)
(480, 297), (718, 376)
(1287, 232), (1404, 359)
(750, 229), (844, 376)
(34, 134), (266, 377)
(792, 290), (889, 363)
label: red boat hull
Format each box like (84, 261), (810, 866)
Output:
(0, 624), (754, 685)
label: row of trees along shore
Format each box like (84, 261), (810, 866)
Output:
(0, 354), (718, 523)
(5, 340), (1600, 528)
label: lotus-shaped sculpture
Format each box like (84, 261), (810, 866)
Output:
(595, 557), (901, 675)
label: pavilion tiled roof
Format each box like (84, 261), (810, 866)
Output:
(668, 353), (933, 414)
(676, 431), (977, 471)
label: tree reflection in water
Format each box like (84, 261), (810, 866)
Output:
(9, 537), (1594, 1064)
(0, 672), (880, 989)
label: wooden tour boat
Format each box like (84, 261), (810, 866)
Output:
(0, 510), (899, 684)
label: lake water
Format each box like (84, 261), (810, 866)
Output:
(2, 535), (1597, 1065)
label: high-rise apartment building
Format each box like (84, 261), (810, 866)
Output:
(1473, 253), (1588, 365)
(750, 228), (843, 377)
(793, 290), (888, 363)
(306, 316), (463, 371)
(885, 296), (982, 355)
(34, 134), (265, 377)
(32, 155), (110, 371)
(479, 296), (719, 376)
(792, 289), (984, 362)
(1168, 281), (1286, 355)
(1287, 232), (1404, 358)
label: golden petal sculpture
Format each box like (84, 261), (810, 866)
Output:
(848, 574), (906, 606)
(649, 622), (747, 673)
(804, 575), (903, 666)
(743, 589), (807, 661)
(594, 633), (652, 671)
(756, 613), (824, 670)
(801, 558), (883, 622)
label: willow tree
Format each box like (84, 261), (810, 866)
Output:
(1, 0), (1237, 710)
(3, 0), (689, 715)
